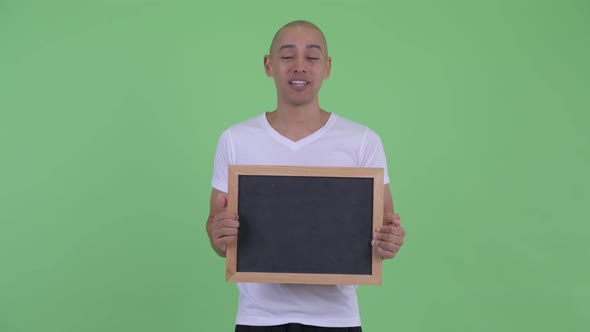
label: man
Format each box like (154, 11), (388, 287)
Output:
(206, 20), (406, 332)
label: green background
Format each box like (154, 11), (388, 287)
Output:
(1, 0), (589, 331)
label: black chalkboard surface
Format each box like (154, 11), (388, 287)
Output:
(226, 165), (384, 285)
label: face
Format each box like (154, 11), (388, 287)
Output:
(264, 26), (332, 108)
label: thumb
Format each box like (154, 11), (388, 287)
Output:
(216, 193), (228, 210)
(385, 212), (401, 226)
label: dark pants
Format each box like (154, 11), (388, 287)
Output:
(235, 324), (362, 332)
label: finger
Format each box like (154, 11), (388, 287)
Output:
(384, 212), (401, 226)
(214, 211), (238, 223)
(376, 225), (406, 236)
(216, 193), (228, 210)
(375, 247), (396, 259)
(215, 235), (237, 247)
(371, 239), (400, 252)
(373, 233), (404, 245)
(213, 227), (239, 238)
(214, 234), (237, 245)
(373, 232), (398, 242)
(374, 241), (401, 254)
(218, 219), (240, 229)
(373, 232), (393, 242)
(213, 226), (239, 238)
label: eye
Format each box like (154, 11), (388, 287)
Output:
(307, 57), (319, 61)
(280, 56), (294, 60)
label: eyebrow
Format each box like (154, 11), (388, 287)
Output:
(278, 44), (323, 52)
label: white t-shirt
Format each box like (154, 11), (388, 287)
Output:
(211, 112), (390, 327)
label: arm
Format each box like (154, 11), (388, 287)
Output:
(206, 188), (239, 257)
(372, 184), (406, 259)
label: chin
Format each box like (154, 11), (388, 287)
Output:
(287, 95), (316, 106)
(288, 100), (314, 107)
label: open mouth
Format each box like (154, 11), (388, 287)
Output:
(289, 80), (309, 87)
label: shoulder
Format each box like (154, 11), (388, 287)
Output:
(331, 113), (381, 140)
(217, 113), (266, 141)
(229, 113), (265, 130)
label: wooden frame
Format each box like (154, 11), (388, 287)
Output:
(226, 165), (384, 285)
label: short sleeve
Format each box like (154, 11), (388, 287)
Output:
(211, 129), (234, 193)
(360, 128), (390, 184)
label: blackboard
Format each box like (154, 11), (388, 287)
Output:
(226, 165), (384, 285)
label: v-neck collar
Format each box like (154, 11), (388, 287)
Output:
(260, 112), (337, 151)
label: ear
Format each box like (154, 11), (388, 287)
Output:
(324, 56), (332, 79)
(264, 54), (273, 77)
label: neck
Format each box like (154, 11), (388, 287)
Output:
(267, 103), (330, 142)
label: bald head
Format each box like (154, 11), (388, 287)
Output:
(269, 20), (328, 56)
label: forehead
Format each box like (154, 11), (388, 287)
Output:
(273, 26), (326, 53)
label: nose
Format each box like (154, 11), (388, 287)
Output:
(293, 56), (307, 73)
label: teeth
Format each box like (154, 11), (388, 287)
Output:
(290, 80), (307, 85)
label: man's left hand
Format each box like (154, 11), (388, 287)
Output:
(372, 212), (406, 259)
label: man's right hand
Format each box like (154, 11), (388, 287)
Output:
(207, 191), (240, 257)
